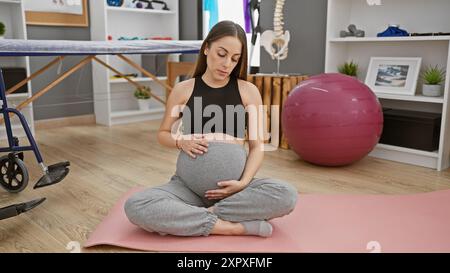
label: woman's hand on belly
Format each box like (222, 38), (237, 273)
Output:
(204, 180), (247, 200)
(179, 134), (209, 158)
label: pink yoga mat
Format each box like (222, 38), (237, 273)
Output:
(84, 187), (450, 253)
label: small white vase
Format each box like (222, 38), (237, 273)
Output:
(422, 84), (442, 97)
(137, 99), (150, 111)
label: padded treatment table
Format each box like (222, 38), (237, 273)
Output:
(0, 39), (202, 110)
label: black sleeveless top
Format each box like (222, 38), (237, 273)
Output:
(179, 76), (248, 138)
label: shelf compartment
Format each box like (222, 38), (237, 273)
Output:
(0, 0), (20, 4)
(376, 94), (444, 104)
(370, 143), (438, 169)
(111, 108), (165, 125)
(0, 124), (27, 139)
(330, 36), (450, 43)
(6, 93), (29, 99)
(109, 76), (167, 84)
(326, 41), (449, 94)
(327, 0), (450, 40)
(107, 6), (176, 15)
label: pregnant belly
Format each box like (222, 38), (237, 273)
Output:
(175, 143), (247, 197)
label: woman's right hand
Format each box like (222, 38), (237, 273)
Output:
(178, 135), (209, 158)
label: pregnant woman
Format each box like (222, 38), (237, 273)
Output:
(124, 21), (298, 237)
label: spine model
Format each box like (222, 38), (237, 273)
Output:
(261, 0), (290, 61)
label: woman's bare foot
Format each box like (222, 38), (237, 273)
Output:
(207, 207), (273, 237)
(210, 218), (246, 235)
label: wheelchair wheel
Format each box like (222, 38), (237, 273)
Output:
(0, 155), (29, 193)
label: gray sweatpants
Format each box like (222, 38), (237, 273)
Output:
(124, 142), (298, 236)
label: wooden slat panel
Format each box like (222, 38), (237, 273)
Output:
(247, 74), (255, 84)
(290, 75), (298, 90)
(271, 77), (282, 147)
(280, 77), (292, 149)
(254, 75), (263, 96)
(263, 76), (272, 144)
(246, 74), (307, 149)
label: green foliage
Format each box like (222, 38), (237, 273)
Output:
(421, 65), (446, 85)
(134, 86), (151, 100)
(338, 61), (358, 76)
(0, 22), (5, 36)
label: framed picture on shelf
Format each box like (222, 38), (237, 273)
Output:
(365, 57), (422, 96)
(24, 0), (89, 27)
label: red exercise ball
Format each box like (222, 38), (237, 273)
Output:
(282, 73), (384, 166)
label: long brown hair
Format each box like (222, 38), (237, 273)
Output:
(192, 20), (248, 80)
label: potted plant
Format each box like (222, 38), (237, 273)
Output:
(338, 61), (358, 79)
(134, 86), (151, 111)
(0, 22), (5, 39)
(421, 65), (446, 97)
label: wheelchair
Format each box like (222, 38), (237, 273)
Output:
(0, 69), (70, 221)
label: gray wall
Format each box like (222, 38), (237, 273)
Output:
(179, 0), (202, 63)
(27, 26), (94, 120)
(259, 0), (327, 76)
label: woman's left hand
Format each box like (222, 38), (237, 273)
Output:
(205, 180), (247, 200)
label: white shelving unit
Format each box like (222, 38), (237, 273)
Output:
(0, 0), (35, 139)
(326, 0), (450, 171)
(90, 1), (179, 126)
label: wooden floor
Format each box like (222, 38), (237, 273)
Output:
(1, 119), (450, 252)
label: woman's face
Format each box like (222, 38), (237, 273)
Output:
(204, 36), (242, 81)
